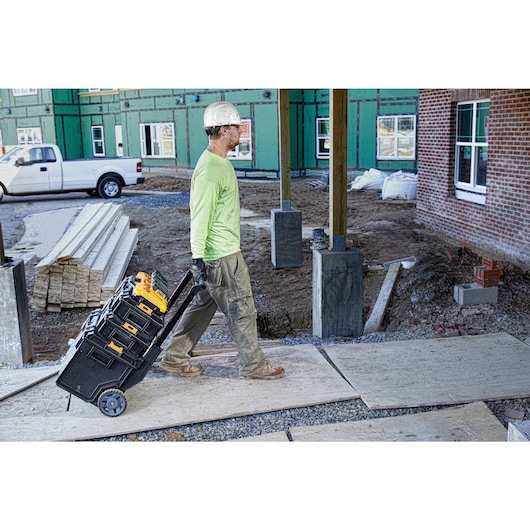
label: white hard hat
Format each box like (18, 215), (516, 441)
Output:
(203, 101), (242, 128)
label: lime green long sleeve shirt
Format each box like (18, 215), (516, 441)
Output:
(190, 149), (241, 261)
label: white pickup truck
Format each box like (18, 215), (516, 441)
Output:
(0, 144), (144, 201)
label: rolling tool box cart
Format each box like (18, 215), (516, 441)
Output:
(56, 270), (203, 417)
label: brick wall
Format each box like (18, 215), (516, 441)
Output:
(417, 89), (530, 268)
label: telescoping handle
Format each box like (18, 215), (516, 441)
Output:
(154, 272), (205, 347)
(167, 269), (193, 308)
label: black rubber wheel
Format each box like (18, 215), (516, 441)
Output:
(97, 388), (127, 417)
(97, 176), (122, 199)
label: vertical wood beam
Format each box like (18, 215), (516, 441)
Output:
(329, 89), (348, 251)
(278, 89), (291, 210)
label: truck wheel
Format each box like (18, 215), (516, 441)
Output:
(0, 187), (4, 201)
(98, 176), (122, 199)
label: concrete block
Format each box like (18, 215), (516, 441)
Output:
(271, 208), (302, 268)
(312, 248), (363, 338)
(0, 259), (34, 364)
(454, 283), (498, 306)
(508, 420), (530, 441)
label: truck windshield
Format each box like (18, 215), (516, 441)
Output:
(0, 147), (23, 164)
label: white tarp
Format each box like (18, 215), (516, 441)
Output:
(348, 168), (387, 191)
(381, 170), (418, 200)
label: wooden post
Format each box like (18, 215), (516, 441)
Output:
(271, 89), (302, 268)
(329, 89), (348, 251)
(278, 89), (291, 211)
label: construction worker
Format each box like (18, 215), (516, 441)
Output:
(159, 101), (285, 380)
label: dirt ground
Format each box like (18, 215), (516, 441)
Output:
(25, 174), (530, 363)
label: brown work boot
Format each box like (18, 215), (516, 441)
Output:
(242, 362), (285, 380)
(160, 361), (203, 377)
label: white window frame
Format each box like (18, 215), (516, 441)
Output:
(17, 127), (42, 144)
(228, 119), (252, 160)
(115, 125), (123, 157)
(377, 115), (416, 160)
(316, 117), (330, 159)
(140, 122), (176, 158)
(91, 126), (105, 156)
(454, 99), (489, 205)
(13, 89), (38, 96)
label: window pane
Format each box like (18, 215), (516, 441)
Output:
(378, 117), (395, 136)
(457, 104), (473, 142)
(319, 138), (330, 153)
(318, 119), (329, 136)
(457, 145), (472, 183)
(379, 137), (395, 157)
(477, 146), (487, 186)
(398, 116), (414, 133)
(476, 102), (490, 143)
(397, 136), (413, 157)
(160, 125), (174, 157)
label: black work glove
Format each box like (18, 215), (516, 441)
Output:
(191, 258), (207, 284)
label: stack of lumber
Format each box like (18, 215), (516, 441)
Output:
(31, 203), (138, 312)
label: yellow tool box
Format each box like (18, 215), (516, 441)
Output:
(56, 269), (204, 417)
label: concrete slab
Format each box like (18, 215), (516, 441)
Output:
(324, 332), (530, 409)
(0, 344), (360, 441)
(289, 402), (507, 441)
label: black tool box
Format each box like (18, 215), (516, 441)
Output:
(56, 269), (203, 417)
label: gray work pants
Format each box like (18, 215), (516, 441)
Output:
(161, 251), (266, 377)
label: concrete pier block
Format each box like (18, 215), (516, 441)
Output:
(0, 259), (34, 365)
(312, 248), (363, 338)
(271, 208), (302, 268)
(454, 283), (498, 306)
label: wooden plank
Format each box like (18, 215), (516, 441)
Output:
(190, 340), (285, 357)
(46, 270), (63, 306)
(87, 217), (131, 303)
(35, 203), (101, 269)
(67, 204), (122, 264)
(76, 216), (129, 306)
(364, 262), (401, 334)
(0, 345), (359, 441)
(0, 366), (61, 401)
(58, 203), (121, 263)
(324, 332), (530, 409)
(84, 216), (128, 269)
(290, 402), (507, 442)
(30, 270), (50, 309)
(60, 263), (77, 308)
(100, 228), (138, 303)
(73, 264), (91, 307)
